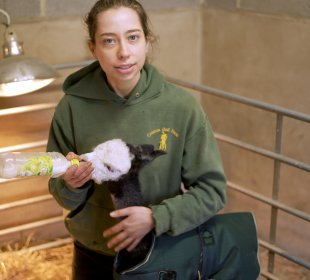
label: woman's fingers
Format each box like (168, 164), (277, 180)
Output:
(103, 206), (155, 252)
(62, 161), (93, 188)
(126, 239), (140, 252)
(66, 152), (81, 161)
(107, 230), (136, 252)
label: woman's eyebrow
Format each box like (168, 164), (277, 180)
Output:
(99, 32), (116, 37)
(126, 29), (142, 33)
(99, 29), (142, 37)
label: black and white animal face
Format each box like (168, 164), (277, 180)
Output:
(80, 139), (166, 184)
(127, 144), (166, 173)
(102, 143), (166, 207)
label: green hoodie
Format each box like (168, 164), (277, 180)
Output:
(47, 61), (226, 255)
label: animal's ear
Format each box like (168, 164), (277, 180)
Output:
(126, 143), (166, 165)
(127, 143), (136, 157)
(138, 145), (166, 164)
(150, 149), (166, 159)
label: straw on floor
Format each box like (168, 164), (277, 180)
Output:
(0, 239), (73, 280)
(0, 240), (309, 280)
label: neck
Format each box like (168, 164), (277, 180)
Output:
(107, 171), (153, 272)
(108, 73), (140, 99)
(114, 85), (132, 99)
(107, 174), (143, 209)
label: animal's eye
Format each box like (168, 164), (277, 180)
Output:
(105, 164), (114, 172)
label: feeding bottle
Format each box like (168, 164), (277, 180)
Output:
(0, 152), (79, 179)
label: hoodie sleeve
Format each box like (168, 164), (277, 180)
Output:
(46, 99), (93, 211)
(151, 114), (227, 236)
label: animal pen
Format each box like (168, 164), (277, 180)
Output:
(0, 60), (309, 280)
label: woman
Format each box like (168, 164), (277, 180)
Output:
(47, 0), (228, 279)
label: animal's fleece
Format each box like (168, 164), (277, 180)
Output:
(81, 139), (166, 272)
(80, 139), (134, 183)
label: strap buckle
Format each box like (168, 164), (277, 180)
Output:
(158, 270), (177, 280)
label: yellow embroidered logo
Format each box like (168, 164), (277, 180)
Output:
(147, 127), (179, 151)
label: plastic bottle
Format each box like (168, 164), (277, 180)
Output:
(0, 152), (79, 179)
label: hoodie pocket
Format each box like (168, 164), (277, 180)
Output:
(65, 202), (116, 254)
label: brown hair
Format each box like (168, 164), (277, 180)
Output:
(84, 0), (157, 46)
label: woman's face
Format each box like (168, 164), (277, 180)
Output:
(89, 7), (149, 96)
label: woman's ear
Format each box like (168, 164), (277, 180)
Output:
(88, 41), (97, 59)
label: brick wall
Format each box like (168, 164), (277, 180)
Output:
(1, 0), (310, 23)
(3, 0), (310, 23)
(205, 0), (310, 18)
(0, 0), (201, 22)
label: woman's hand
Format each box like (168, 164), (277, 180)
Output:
(103, 206), (155, 252)
(62, 152), (93, 188)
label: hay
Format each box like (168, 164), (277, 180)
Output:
(0, 240), (309, 280)
(0, 242), (72, 280)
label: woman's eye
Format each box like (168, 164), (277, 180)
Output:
(128, 34), (139, 41)
(103, 38), (115, 45)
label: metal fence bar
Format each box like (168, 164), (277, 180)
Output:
(215, 133), (310, 172)
(0, 141), (47, 153)
(228, 181), (310, 270)
(268, 113), (284, 274)
(0, 194), (52, 211)
(259, 239), (310, 270)
(51, 60), (310, 122)
(0, 103), (57, 117)
(166, 76), (310, 123)
(260, 271), (280, 280)
(17, 237), (73, 254)
(53, 60), (94, 70)
(227, 181), (310, 222)
(0, 178), (19, 184)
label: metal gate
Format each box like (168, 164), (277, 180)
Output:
(166, 76), (310, 279)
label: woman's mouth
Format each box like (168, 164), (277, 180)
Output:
(115, 64), (135, 74)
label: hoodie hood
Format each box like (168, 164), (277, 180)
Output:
(63, 61), (164, 105)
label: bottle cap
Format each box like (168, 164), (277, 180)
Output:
(70, 159), (80, 166)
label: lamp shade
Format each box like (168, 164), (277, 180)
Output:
(0, 55), (58, 97)
(0, 9), (59, 97)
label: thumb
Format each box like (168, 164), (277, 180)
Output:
(66, 152), (80, 161)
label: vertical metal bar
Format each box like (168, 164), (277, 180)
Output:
(268, 113), (283, 274)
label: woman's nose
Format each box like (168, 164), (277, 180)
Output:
(117, 41), (130, 59)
